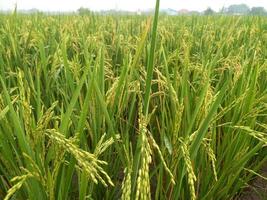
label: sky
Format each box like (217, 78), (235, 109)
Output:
(1, 0), (267, 12)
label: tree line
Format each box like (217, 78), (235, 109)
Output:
(205, 4), (267, 16)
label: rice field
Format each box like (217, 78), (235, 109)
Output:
(0, 1), (267, 200)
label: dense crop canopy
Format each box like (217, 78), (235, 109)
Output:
(0, 2), (267, 199)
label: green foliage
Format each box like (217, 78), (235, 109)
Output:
(77, 7), (93, 16)
(0, 3), (267, 200)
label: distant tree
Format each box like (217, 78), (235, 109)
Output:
(204, 7), (215, 15)
(78, 7), (92, 15)
(226, 4), (250, 15)
(250, 7), (266, 15)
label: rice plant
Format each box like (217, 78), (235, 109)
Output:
(0, 0), (267, 199)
